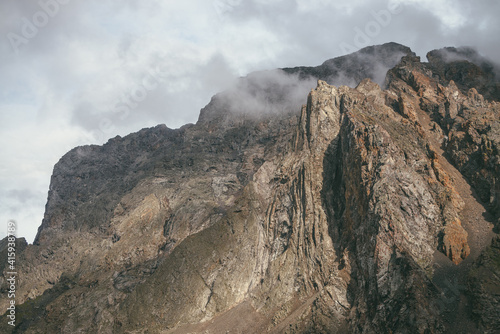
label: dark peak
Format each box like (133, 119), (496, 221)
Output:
(338, 42), (413, 62)
(320, 42), (413, 68)
(34, 123), (183, 245)
(427, 46), (500, 77)
(198, 43), (415, 127)
(197, 68), (317, 125)
(426, 46), (500, 101)
(54, 124), (174, 170)
(284, 42), (414, 88)
(427, 46), (486, 66)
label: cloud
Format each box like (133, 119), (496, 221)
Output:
(1, 0), (499, 243)
(215, 69), (317, 117)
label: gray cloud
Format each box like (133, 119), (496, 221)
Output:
(216, 69), (317, 117)
(1, 0), (499, 243)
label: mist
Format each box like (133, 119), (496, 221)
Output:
(217, 70), (317, 117)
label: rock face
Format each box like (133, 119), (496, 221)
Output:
(1, 43), (499, 333)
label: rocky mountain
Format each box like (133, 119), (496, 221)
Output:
(1, 42), (499, 333)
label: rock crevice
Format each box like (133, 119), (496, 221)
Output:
(1, 43), (499, 333)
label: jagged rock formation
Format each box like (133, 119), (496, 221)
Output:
(1, 43), (499, 333)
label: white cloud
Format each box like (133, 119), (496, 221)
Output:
(0, 122), (90, 242)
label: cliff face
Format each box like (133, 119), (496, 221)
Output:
(1, 43), (499, 333)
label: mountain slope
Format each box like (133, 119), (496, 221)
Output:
(1, 43), (499, 333)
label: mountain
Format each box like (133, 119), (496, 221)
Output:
(1, 42), (499, 333)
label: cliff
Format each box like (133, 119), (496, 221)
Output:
(1, 43), (499, 333)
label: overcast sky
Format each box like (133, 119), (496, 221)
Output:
(1, 0), (499, 243)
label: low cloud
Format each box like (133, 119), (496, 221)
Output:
(426, 46), (500, 79)
(217, 69), (317, 117)
(1, 0), (499, 242)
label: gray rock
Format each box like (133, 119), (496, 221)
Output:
(1, 43), (498, 333)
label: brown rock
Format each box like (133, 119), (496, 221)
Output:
(1, 43), (499, 333)
(441, 219), (471, 264)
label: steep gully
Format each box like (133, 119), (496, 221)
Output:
(419, 103), (495, 333)
(1, 43), (499, 333)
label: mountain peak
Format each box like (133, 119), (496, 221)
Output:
(1, 45), (499, 333)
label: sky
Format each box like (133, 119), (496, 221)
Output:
(1, 0), (499, 243)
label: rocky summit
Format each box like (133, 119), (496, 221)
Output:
(1, 42), (499, 333)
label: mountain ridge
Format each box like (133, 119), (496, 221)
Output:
(1, 43), (499, 333)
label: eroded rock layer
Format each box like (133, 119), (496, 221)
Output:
(1, 43), (499, 333)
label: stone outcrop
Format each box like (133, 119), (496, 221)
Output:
(1, 43), (499, 333)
